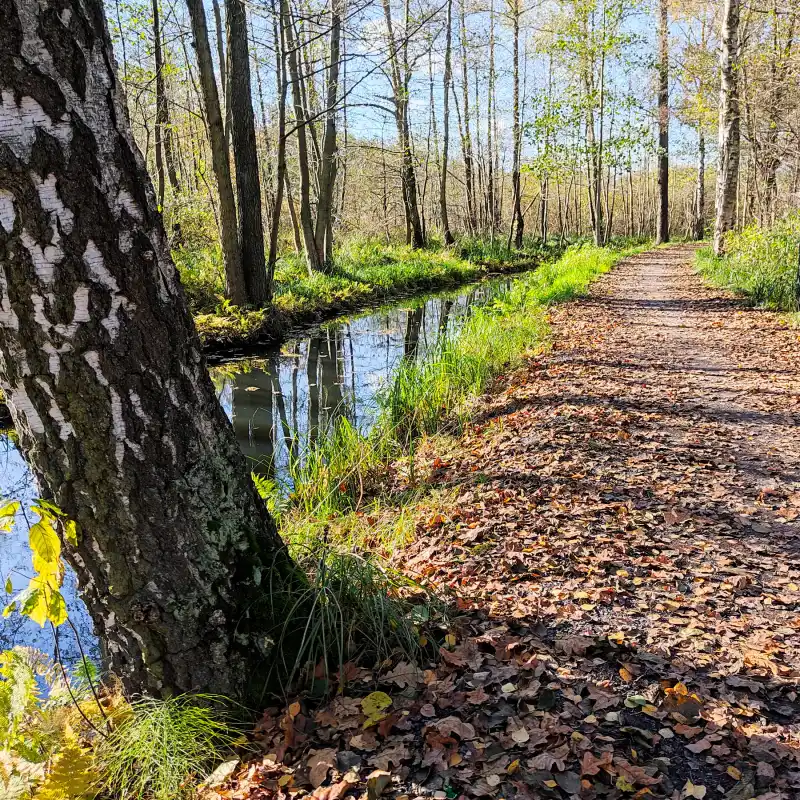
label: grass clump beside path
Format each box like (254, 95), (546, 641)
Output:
(696, 214), (800, 310)
(184, 237), (559, 349)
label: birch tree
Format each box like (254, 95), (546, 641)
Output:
(713, 0), (741, 255)
(0, 0), (304, 698)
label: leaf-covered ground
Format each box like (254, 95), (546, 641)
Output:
(210, 247), (800, 800)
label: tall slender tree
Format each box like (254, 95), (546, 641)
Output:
(314, 0), (343, 266)
(152, 0), (180, 208)
(185, 0), (246, 303)
(714, 0), (741, 255)
(440, 0), (455, 244)
(656, 0), (669, 244)
(226, 0), (268, 303)
(509, 0), (524, 249)
(382, 0), (426, 248)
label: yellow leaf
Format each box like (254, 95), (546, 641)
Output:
(35, 738), (95, 799)
(64, 520), (78, 546)
(29, 520), (60, 565)
(361, 691), (392, 727)
(726, 766), (741, 780)
(616, 776), (636, 792)
(681, 780), (707, 799)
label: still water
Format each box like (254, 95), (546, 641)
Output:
(0, 276), (508, 662)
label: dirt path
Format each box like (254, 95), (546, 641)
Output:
(235, 247), (800, 800)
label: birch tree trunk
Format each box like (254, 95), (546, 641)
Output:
(714, 0), (741, 256)
(655, 0), (669, 244)
(185, 0), (246, 303)
(0, 0), (304, 699)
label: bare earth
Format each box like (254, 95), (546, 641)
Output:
(237, 247), (800, 800)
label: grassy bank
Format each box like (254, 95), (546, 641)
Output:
(696, 215), (800, 310)
(275, 240), (649, 546)
(182, 237), (561, 350)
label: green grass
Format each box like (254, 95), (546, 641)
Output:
(183, 236), (557, 346)
(271, 240), (647, 528)
(97, 695), (239, 800)
(696, 215), (800, 310)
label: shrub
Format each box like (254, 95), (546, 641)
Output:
(696, 215), (800, 310)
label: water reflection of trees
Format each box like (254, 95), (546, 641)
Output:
(224, 282), (496, 481)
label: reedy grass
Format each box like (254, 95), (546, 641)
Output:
(268, 546), (440, 695)
(696, 215), (800, 310)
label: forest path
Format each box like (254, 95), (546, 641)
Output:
(247, 248), (800, 800)
(398, 245), (800, 797)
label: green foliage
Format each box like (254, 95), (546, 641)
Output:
(185, 236), (552, 343)
(696, 215), (800, 310)
(0, 647), (100, 799)
(96, 695), (238, 800)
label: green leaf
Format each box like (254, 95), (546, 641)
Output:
(0, 500), (19, 532)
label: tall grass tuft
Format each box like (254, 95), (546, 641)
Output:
(98, 695), (239, 800)
(696, 214), (800, 310)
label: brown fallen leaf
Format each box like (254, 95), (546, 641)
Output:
(581, 750), (613, 777)
(308, 748), (337, 788)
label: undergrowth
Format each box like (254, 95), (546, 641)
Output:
(189, 236), (558, 344)
(0, 646), (240, 800)
(696, 214), (800, 310)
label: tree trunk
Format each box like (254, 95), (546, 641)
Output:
(152, 0), (180, 207)
(268, 0), (287, 287)
(440, 0), (454, 245)
(694, 128), (705, 240)
(283, 0), (323, 273)
(212, 0), (226, 102)
(487, 0), (497, 233)
(510, 0), (523, 249)
(314, 0), (342, 267)
(656, 0), (669, 244)
(0, 0), (304, 699)
(226, 0), (268, 304)
(382, 0), (425, 248)
(185, 0), (246, 304)
(459, 0), (476, 233)
(714, 0), (741, 256)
